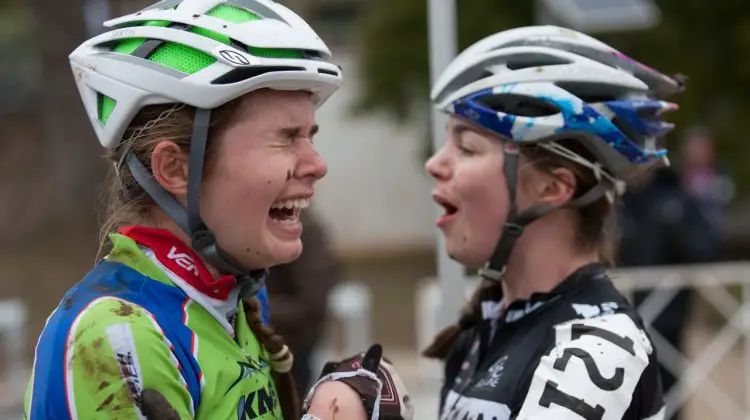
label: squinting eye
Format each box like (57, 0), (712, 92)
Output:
(458, 145), (475, 156)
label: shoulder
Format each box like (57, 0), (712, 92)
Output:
(516, 312), (656, 420)
(64, 297), (173, 380)
(39, 291), (167, 355)
(28, 296), (194, 419)
(72, 296), (165, 338)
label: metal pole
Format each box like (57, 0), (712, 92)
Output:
(427, 0), (464, 329)
(535, 0), (554, 25)
(83, 0), (111, 36)
(743, 283), (750, 420)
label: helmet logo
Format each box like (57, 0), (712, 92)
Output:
(464, 108), (481, 120)
(218, 49), (251, 66)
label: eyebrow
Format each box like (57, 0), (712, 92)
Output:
(279, 124), (320, 138)
(450, 121), (479, 137)
(452, 118), (502, 141)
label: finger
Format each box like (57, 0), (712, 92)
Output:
(360, 344), (382, 373)
(141, 389), (180, 420)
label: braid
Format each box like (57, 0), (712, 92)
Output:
(243, 297), (300, 419)
(422, 278), (499, 359)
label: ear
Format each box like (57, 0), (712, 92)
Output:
(533, 167), (577, 207)
(150, 141), (189, 201)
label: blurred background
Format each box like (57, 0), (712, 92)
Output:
(2, 0), (750, 419)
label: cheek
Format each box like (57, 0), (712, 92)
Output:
(453, 162), (509, 254)
(201, 148), (289, 215)
(458, 161), (509, 223)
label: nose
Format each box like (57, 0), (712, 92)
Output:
(425, 145), (451, 181)
(296, 140), (328, 181)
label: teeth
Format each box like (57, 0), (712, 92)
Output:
(271, 198), (311, 210)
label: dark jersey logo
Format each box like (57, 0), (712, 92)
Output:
(236, 384), (278, 419)
(225, 358), (277, 419)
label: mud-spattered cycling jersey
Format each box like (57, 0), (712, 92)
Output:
(24, 226), (281, 420)
(440, 263), (665, 420)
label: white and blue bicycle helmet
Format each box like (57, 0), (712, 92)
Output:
(431, 25), (685, 279)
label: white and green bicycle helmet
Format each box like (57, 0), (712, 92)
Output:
(70, 0), (343, 291)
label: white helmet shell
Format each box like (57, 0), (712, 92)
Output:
(430, 25), (684, 181)
(70, 0), (343, 149)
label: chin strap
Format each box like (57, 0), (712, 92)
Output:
(478, 143), (614, 282)
(125, 107), (266, 295)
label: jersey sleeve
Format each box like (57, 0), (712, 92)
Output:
(515, 313), (658, 420)
(25, 297), (194, 420)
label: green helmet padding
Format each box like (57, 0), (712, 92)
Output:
(98, 3), (304, 123)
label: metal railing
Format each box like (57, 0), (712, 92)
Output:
(613, 263), (750, 420)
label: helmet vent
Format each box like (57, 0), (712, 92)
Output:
(555, 81), (622, 103)
(476, 93), (560, 117)
(318, 68), (339, 77)
(211, 65), (305, 84)
(505, 54), (570, 71)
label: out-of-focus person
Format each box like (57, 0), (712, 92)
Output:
(679, 126), (735, 238)
(266, 208), (341, 396)
(618, 163), (719, 419)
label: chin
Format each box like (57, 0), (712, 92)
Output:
(267, 240), (303, 265)
(445, 238), (493, 269)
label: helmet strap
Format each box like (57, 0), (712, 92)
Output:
(125, 107), (266, 294)
(478, 143), (613, 282)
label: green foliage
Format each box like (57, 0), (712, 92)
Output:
(353, 0), (750, 195)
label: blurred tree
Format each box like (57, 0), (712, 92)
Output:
(353, 0), (750, 195)
(0, 0), (107, 371)
(30, 0), (106, 231)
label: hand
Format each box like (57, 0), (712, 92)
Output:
(304, 381), (369, 419)
(304, 344), (414, 420)
(141, 389), (180, 420)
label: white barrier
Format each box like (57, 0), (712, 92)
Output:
(415, 262), (750, 419)
(312, 282), (373, 373)
(0, 299), (28, 412)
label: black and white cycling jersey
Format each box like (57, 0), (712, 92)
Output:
(440, 263), (665, 420)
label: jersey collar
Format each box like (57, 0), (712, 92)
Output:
(484, 263), (607, 323)
(118, 225), (238, 300)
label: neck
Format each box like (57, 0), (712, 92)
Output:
(149, 212), (222, 279)
(500, 211), (598, 305)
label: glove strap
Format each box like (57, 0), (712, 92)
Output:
(303, 369), (384, 420)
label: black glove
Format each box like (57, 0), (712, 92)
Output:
(140, 389), (180, 420)
(304, 344), (413, 420)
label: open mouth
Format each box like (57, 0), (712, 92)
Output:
(269, 198), (310, 224)
(433, 195), (458, 216)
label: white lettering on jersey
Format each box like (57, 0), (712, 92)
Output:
(476, 355), (509, 389)
(516, 313), (653, 420)
(441, 389), (512, 420)
(572, 302), (619, 319)
(167, 246), (200, 276)
(107, 323), (147, 420)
